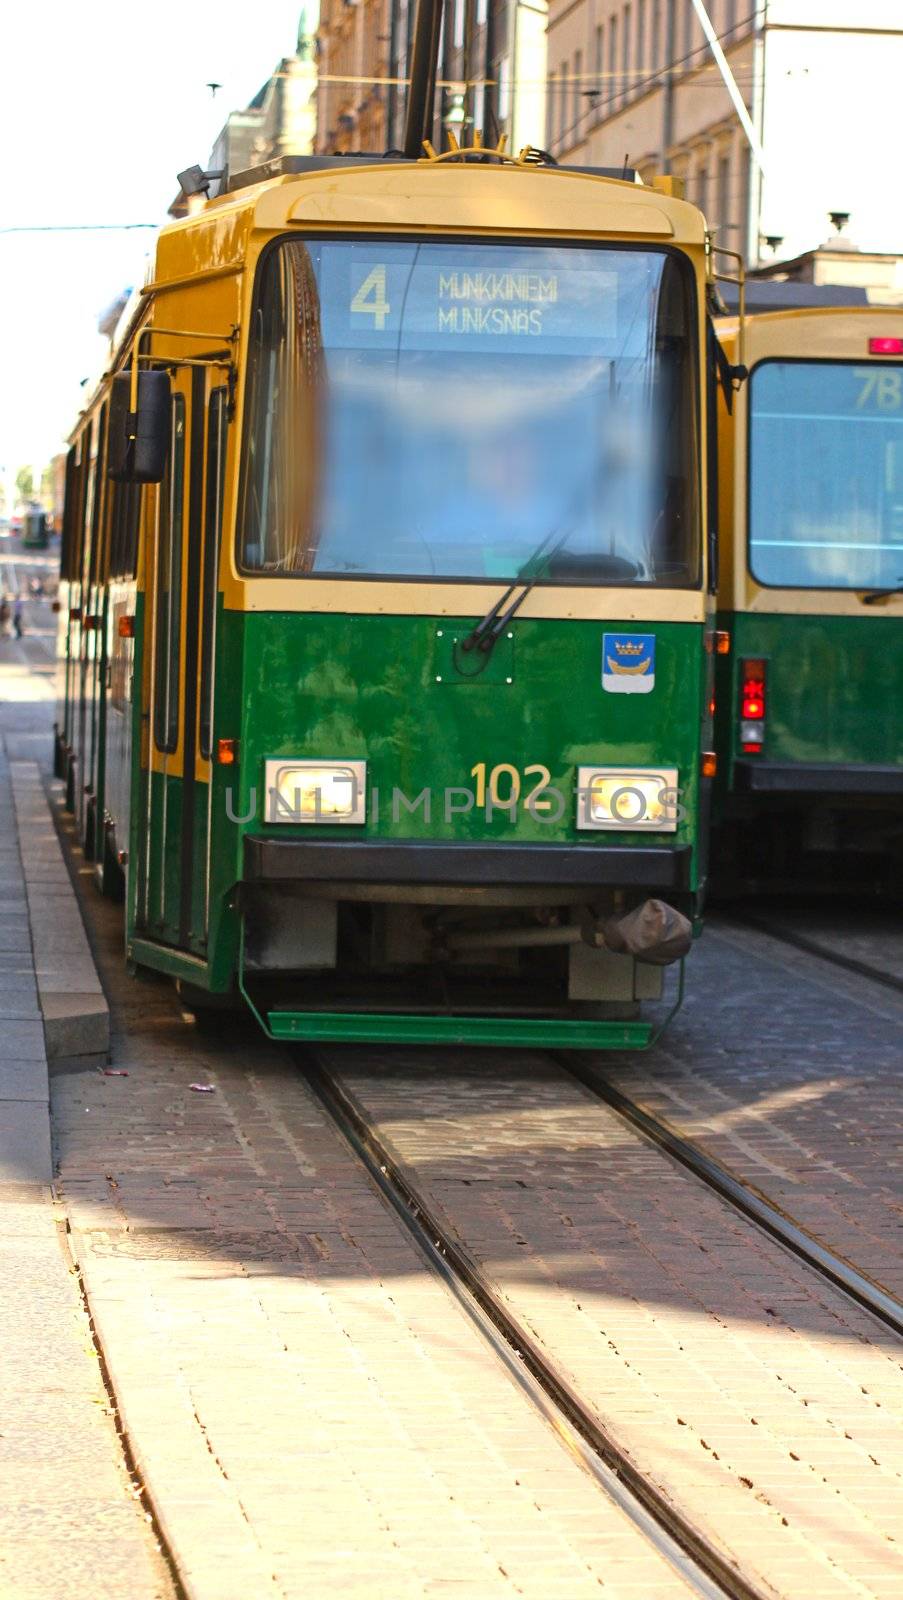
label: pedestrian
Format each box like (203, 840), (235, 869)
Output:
(12, 595), (24, 638)
(0, 596), (9, 638)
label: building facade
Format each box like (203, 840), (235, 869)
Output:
(315, 0), (548, 155)
(545, 0), (903, 266)
(208, 15), (318, 184)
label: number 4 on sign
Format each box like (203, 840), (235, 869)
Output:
(351, 265), (391, 329)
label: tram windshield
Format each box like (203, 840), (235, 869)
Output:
(240, 238), (700, 585)
(749, 359), (903, 589)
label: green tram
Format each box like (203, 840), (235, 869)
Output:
(22, 507), (50, 549)
(715, 308), (903, 889)
(56, 147), (722, 1049)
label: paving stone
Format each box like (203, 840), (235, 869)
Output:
(0, 1020), (47, 1062)
(0, 1058), (49, 1101)
(0, 1099), (52, 1184)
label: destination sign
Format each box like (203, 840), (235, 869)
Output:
(323, 250), (623, 350)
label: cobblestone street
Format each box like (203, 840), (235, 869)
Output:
(601, 918), (903, 1300)
(326, 1049), (903, 1599)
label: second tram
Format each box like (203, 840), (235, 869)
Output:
(715, 307), (903, 888)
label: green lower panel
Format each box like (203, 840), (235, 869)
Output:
(718, 610), (903, 775)
(129, 936), (211, 985)
(266, 1010), (653, 1049)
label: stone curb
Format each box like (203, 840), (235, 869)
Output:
(9, 761), (110, 1064)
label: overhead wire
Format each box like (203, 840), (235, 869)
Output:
(0, 224), (158, 235)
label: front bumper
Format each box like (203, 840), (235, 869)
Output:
(243, 837), (693, 892)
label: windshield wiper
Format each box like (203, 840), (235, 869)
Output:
(861, 580), (903, 605)
(460, 519), (581, 658)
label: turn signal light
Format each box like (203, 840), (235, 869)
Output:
(715, 630), (730, 655)
(868, 336), (903, 356)
(702, 751), (717, 779)
(117, 615), (135, 639)
(216, 738), (238, 766)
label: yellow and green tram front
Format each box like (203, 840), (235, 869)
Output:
(715, 308), (903, 884)
(135, 163), (715, 1047)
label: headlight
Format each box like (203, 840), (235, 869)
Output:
(264, 759), (366, 824)
(576, 766), (679, 832)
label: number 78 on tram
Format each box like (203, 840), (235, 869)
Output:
(56, 156), (722, 1048)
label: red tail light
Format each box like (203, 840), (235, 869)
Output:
(739, 658), (766, 753)
(868, 336), (903, 356)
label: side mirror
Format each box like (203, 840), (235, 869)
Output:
(108, 370), (171, 484)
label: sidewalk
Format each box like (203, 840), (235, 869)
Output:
(0, 644), (171, 1599)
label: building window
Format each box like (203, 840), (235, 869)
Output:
(622, 6), (631, 103)
(697, 161), (709, 217)
(546, 71), (555, 146)
(716, 151), (730, 233)
(636, 0), (646, 80)
(473, 80), (485, 137)
(453, 0), (464, 50)
(609, 12), (619, 110)
(652, 0), (660, 76)
(738, 137), (750, 260)
(476, 0), (487, 24)
(573, 48), (583, 134)
(498, 54), (510, 122)
(594, 23), (604, 111)
(685, 0), (696, 65)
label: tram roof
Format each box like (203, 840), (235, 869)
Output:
(70, 157), (707, 434)
(151, 154), (708, 290)
(717, 301), (903, 364)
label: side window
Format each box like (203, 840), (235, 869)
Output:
(109, 481), (141, 580)
(81, 421), (100, 595)
(60, 447), (78, 580)
(200, 389), (227, 759)
(153, 394), (185, 753)
(122, 482), (141, 579)
(705, 319), (719, 594)
(89, 405), (107, 588)
(108, 483), (122, 578)
(73, 423), (93, 589)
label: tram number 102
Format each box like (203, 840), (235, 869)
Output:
(470, 762), (555, 811)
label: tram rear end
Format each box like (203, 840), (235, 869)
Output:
(715, 308), (903, 889)
(209, 162), (714, 1046)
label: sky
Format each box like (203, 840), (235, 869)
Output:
(0, 1), (306, 479)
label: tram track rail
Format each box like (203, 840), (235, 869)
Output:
(304, 1054), (769, 1600)
(558, 1057), (903, 1343)
(735, 912), (903, 997)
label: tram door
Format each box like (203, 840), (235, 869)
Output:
(138, 369), (225, 950)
